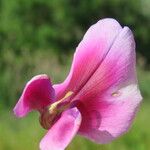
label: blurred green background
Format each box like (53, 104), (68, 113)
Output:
(0, 0), (150, 149)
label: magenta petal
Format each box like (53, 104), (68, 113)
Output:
(74, 27), (142, 142)
(78, 85), (142, 143)
(40, 107), (81, 150)
(53, 18), (122, 100)
(13, 74), (55, 117)
(53, 19), (142, 143)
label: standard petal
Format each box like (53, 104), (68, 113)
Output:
(78, 84), (142, 143)
(73, 27), (142, 143)
(13, 74), (55, 117)
(52, 19), (141, 144)
(54, 18), (122, 100)
(40, 107), (81, 150)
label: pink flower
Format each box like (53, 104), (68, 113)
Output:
(13, 18), (142, 150)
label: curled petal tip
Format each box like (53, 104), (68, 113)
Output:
(13, 74), (55, 117)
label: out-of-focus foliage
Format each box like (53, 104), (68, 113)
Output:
(0, 0), (150, 62)
(0, 0), (149, 106)
(0, 1), (149, 149)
